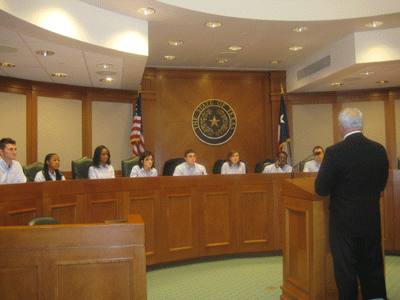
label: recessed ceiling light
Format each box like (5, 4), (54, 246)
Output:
(376, 80), (388, 84)
(35, 50), (55, 56)
(97, 64), (114, 69)
(164, 55), (176, 60)
(228, 45), (242, 51)
(365, 21), (383, 28)
(137, 7), (155, 15)
(331, 83), (344, 86)
(168, 40), (184, 46)
(96, 71), (117, 75)
(292, 26), (308, 32)
(360, 71), (374, 76)
(205, 21), (222, 28)
(216, 59), (228, 64)
(0, 46), (18, 53)
(51, 73), (67, 77)
(1, 62), (15, 67)
(269, 60), (281, 64)
(289, 46), (302, 51)
(99, 78), (114, 82)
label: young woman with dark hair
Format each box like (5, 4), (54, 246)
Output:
(34, 153), (65, 181)
(130, 150), (158, 177)
(88, 145), (115, 179)
(221, 150), (246, 174)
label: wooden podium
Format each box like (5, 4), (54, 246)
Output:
(280, 177), (338, 300)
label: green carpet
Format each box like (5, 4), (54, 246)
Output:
(147, 255), (400, 300)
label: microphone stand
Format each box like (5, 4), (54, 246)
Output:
(291, 154), (314, 179)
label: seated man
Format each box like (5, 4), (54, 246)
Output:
(303, 146), (324, 172)
(0, 137), (27, 184)
(173, 149), (207, 176)
(262, 151), (293, 173)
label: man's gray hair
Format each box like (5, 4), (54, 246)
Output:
(339, 108), (363, 131)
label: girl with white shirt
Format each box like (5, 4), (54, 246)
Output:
(221, 150), (246, 174)
(34, 153), (65, 181)
(130, 150), (158, 177)
(88, 145), (115, 179)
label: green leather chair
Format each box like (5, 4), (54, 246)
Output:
(23, 162), (44, 182)
(27, 216), (59, 225)
(71, 156), (93, 179)
(255, 158), (275, 173)
(121, 156), (140, 177)
(299, 156), (314, 172)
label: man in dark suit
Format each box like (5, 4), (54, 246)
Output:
(315, 108), (389, 300)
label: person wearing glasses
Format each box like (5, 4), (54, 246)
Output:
(303, 146), (324, 172)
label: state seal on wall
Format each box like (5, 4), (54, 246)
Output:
(192, 99), (237, 145)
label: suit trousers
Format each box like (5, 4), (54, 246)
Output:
(329, 230), (387, 300)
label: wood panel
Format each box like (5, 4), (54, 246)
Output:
(84, 191), (123, 223)
(0, 215), (146, 300)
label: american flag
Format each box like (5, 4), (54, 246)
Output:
(130, 91), (145, 156)
(277, 87), (291, 162)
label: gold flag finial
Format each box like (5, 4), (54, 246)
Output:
(280, 83), (284, 94)
(138, 85), (142, 93)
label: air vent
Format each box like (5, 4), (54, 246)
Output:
(297, 55), (331, 80)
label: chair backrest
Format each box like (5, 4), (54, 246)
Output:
(255, 158), (275, 173)
(213, 159), (226, 174)
(162, 158), (185, 176)
(299, 156), (314, 172)
(71, 156), (93, 179)
(27, 216), (59, 225)
(23, 162), (44, 182)
(121, 156), (140, 177)
(398, 157), (400, 170)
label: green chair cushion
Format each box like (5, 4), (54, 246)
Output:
(71, 156), (93, 179)
(23, 162), (44, 182)
(121, 156), (140, 177)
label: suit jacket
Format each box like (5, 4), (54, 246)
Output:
(315, 132), (389, 237)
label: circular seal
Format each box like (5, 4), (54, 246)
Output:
(192, 99), (237, 145)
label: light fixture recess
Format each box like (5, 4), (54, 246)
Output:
(331, 83), (343, 86)
(292, 26), (308, 32)
(289, 46), (302, 51)
(97, 64), (114, 69)
(168, 40), (184, 46)
(1, 62), (15, 67)
(216, 59), (228, 64)
(96, 71), (117, 75)
(360, 71), (374, 76)
(228, 46), (242, 51)
(137, 7), (155, 15)
(365, 21), (383, 28)
(269, 60), (281, 64)
(205, 21), (222, 28)
(164, 55), (176, 60)
(99, 78), (114, 82)
(51, 73), (67, 77)
(35, 50), (55, 56)
(376, 80), (388, 84)
(0, 46), (18, 53)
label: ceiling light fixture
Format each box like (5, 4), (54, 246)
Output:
(164, 55), (176, 60)
(216, 59), (228, 64)
(365, 21), (383, 28)
(269, 60), (281, 64)
(51, 73), (67, 77)
(99, 78), (114, 82)
(137, 7), (155, 15)
(205, 21), (222, 28)
(168, 40), (184, 46)
(360, 71), (374, 76)
(1, 62), (15, 67)
(331, 83), (344, 86)
(376, 80), (388, 84)
(0, 46), (18, 53)
(35, 50), (55, 56)
(97, 64), (114, 69)
(228, 46), (242, 51)
(289, 46), (303, 51)
(292, 26), (308, 32)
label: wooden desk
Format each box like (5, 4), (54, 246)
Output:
(0, 214), (146, 300)
(1, 172), (398, 267)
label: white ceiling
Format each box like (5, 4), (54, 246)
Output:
(1, 0), (400, 93)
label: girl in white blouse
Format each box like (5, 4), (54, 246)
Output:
(221, 150), (246, 174)
(88, 145), (115, 179)
(34, 153), (65, 181)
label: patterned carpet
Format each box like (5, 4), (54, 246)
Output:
(147, 255), (400, 300)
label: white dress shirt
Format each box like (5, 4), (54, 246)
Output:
(173, 162), (207, 176)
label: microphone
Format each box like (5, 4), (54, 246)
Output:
(291, 154), (314, 179)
